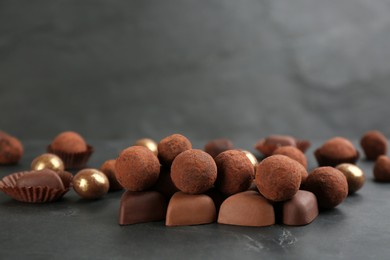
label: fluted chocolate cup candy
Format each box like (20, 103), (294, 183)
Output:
(16, 169), (65, 190)
(115, 146), (160, 191)
(336, 163), (365, 194)
(73, 169), (109, 199)
(158, 134), (192, 166)
(171, 149), (217, 194)
(256, 155), (305, 202)
(215, 150), (254, 196)
(360, 131), (387, 161)
(303, 167), (348, 209)
(314, 137), (359, 167)
(373, 155), (390, 182)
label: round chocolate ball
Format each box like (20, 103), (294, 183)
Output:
(158, 134), (192, 165)
(204, 138), (233, 158)
(100, 159), (123, 191)
(0, 131), (23, 165)
(73, 169), (109, 199)
(273, 146), (308, 169)
(215, 150), (254, 195)
(51, 131), (87, 153)
(31, 153), (64, 172)
(171, 149), (217, 194)
(336, 163), (365, 194)
(373, 155), (390, 182)
(134, 138), (158, 156)
(360, 130), (387, 161)
(115, 146), (160, 191)
(314, 137), (359, 167)
(255, 155), (305, 202)
(303, 167), (348, 209)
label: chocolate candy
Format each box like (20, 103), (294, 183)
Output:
(51, 131), (87, 153)
(166, 192), (216, 226)
(240, 150), (258, 169)
(72, 169), (109, 199)
(255, 135), (310, 157)
(16, 169), (64, 190)
(0, 131), (23, 165)
(119, 191), (167, 225)
(153, 166), (179, 199)
(314, 137), (359, 167)
(282, 190), (318, 226)
(115, 146), (160, 191)
(256, 155), (305, 202)
(218, 191), (274, 227)
(134, 138), (158, 156)
(158, 134), (192, 166)
(100, 159), (123, 191)
(214, 150), (254, 195)
(273, 146), (308, 169)
(204, 138), (233, 158)
(31, 153), (64, 172)
(373, 155), (390, 182)
(360, 130), (387, 161)
(336, 163), (365, 194)
(171, 149), (217, 194)
(303, 167), (348, 209)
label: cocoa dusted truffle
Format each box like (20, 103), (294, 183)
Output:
(0, 131), (23, 165)
(214, 150), (254, 196)
(303, 167), (348, 209)
(204, 138), (233, 158)
(171, 149), (217, 194)
(51, 131), (87, 153)
(360, 130), (387, 161)
(158, 134), (192, 165)
(255, 155), (305, 202)
(373, 155), (390, 182)
(314, 137), (359, 167)
(100, 159), (123, 191)
(115, 146), (160, 191)
(273, 146), (308, 169)
(255, 135), (310, 157)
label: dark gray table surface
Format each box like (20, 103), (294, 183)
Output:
(1, 140), (389, 260)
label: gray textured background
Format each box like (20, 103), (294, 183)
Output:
(1, 0), (390, 143)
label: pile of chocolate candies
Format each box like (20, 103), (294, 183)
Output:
(0, 130), (389, 227)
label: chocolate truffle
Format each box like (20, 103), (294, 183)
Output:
(158, 134), (192, 165)
(204, 138), (233, 158)
(214, 150), (254, 195)
(282, 190), (318, 226)
(273, 146), (308, 169)
(0, 131), (23, 165)
(115, 146), (160, 191)
(360, 130), (387, 161)
(303, 167), (348, 209)
(314, 137), (359, 167)
(16, 169), (64, 190)
(171, 149), (217, 194)
(256, 155), (304, 202)
(100, 159), (123, 191)
(373, 155), (390, 182)
(153, 166), (179, 199)
(218, 191), (274, 227)
(73, 169), (109, 199)
(255, 135), (310, 157)
(119, 191), (167, 225)
(51, 131), (87, 153)
(166, 192), (216, 226)
(134, 138), (158, 156)
(336, 163), (365, 194)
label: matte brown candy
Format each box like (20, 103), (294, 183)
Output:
(166, 192), (216, 226)
(153, 166), (179, 199)
(283, 190), (318, 226)
(119, 191), (167, 225)
(314, 137), (359, 167)
(218, 191), (275, 227)
(16, 169), (64, 190)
